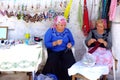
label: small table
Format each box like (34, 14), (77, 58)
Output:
(68, 61), (109, 80)
(0, 43), (43, 80)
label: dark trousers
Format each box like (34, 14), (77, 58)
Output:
(42, 49), (76, 80)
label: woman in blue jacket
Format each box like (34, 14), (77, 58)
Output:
(42, 16), (75, 80)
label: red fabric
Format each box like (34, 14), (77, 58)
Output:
(82, 0), (90, 36)
(88, 41), (101, 54)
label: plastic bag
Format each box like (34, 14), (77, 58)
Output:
(81, 53), (96, 67)
(37, 74), (52, 80)
(46, 74), (58, 80)
(36, 73), (58, 80)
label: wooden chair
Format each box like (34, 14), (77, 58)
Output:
(72, 73), (89, 80)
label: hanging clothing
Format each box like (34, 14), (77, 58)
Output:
(89, 0), (100, 29)
(92, 47), (113, 69)
(98, 0), (102, 19)
(106, 0), (111, 28)
(78, 0), (83, 28)
(64, 0), (73, 19)
(101, 0), (108, 19)
(82, 0), (90, 36)
(109, 0), (117, 21)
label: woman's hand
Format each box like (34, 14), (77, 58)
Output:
(98, 38), (107, 46)
(56, 39), (62, 45)
(52, 39), (63, 46)
(53, 41), (58, 46)
(67, 43), (72, 48)
(97, 38), (104, 43)
(88, 38), (96, 46)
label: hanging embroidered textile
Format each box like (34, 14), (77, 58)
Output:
(101, 0), (108, 19)
(109, 0), (117, 21)
(78, 0), (83, 28)
(0, 0), (67, 23)
(89, 0), (97, 29)
(64, 0), (73, 19)
(82, 0), (90, 36)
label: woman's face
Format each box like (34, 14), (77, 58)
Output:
(96, 23), (104, 31)
(56, 22), (66, 32)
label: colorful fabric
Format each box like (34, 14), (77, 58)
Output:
(52, 16), (67, 28)
(101, 0), (108, 19)
(109, 0), (117, 21)
(82, 0), (90, 36)
(92, 47), (113, 69)
(78, 0), (83, 28)
(64, 0), (73, 19)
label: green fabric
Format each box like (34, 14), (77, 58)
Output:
(78, 0), (83, 29)
(98, 0), (102, 19)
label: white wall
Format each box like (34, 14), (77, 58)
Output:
(0, 0), (120, 72)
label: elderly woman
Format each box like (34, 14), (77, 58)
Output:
(42, 16), (75, 80)
(85, 19), (113, 79)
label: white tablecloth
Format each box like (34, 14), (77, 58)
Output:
(68, 61), (109, 80)
(0, 43), (42, 72)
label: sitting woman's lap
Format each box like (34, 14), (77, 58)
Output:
(92, 47), (113, 69)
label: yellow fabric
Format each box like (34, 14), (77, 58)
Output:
(64, 0), (73, 19)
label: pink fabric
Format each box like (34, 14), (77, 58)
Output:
(109, 0), (117, 21)
(91, 47), (113, 70)
(52, 16), (67, 28)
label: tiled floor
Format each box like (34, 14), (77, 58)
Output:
(0, 72), (118, 80)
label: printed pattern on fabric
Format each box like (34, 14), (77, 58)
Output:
(92, 47), (113, 69)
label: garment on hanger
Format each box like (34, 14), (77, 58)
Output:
(78, 0), (83, 28)
(109, 0), (117, 21)
(82, 0), (90, 36)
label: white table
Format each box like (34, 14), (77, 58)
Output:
(0, 43), (43, 80)
(68, 61), (109, 80)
